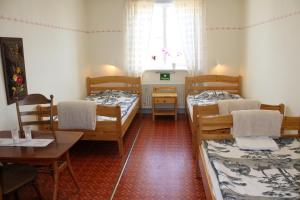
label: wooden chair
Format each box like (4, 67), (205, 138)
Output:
(15, 94), (54, 137)
(0, 164), (42, 199)
(15, 94), (80, 199)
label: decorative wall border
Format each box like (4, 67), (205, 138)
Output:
(207, 9), (300, 31)
(1, 9), (300, 33)
(0, 15), (121, 33)
(88, 30), (122, 33)
(244, 9), (300, 29)
(0, 15), (88, 33)
(207, 26), (242, 31)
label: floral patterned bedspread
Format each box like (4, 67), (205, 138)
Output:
(204, 138), (300, 200)
(187, 91), (241, 106)
(85, 90), (138, 118)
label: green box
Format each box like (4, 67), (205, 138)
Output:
(160, 73), (170, 80)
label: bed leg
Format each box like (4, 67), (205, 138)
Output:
(192, 132), (197, 159)
(138, 107), (143, 116)
(139, 110), (143, 119)
(196, 156), (201, 179)
(118, 139), (124, 157)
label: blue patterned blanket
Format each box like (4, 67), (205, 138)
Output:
(188, 91), (241, 106)
(85, 90), (138, 118)
(204, 138), (300, 200)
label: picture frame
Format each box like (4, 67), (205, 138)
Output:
(0, 37), (28, 105)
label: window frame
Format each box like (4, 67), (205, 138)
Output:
(146, 2), (187, 71)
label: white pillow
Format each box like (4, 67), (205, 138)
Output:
(236, 136), (279, 151)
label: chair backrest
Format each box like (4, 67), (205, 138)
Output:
(16, 94), (54, 135)
(153, 86), (176, 93)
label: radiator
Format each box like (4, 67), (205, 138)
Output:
(141, 84), (185, 109)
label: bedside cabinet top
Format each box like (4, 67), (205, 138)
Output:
(152, 92), (177, 98)
(152, 86), (177, 98)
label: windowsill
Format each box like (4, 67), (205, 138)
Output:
(143, 69), (188, 73)
(142, 69), (188, 84)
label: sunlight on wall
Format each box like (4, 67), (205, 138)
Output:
(210, 64), (229, 75)
(209, 64), (240, 76)
(96, 64), (123, 76)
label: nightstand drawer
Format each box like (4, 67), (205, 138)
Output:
(154, 97), (176, 104)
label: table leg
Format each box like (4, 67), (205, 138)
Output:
(32, 180), (43, 200)
(52, 161), (59, 200)
(175, 98), (177, 120)
(66, 152), (80, 191)
(0, 177), (2, 200)
(152, 97), (155, 120)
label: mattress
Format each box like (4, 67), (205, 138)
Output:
(201, 144), (223, 200)
(201, 138), (300, 200)
(187, 91), (241, 121)
(85, 90), (138, 118)
(187, 97), (216, 121)
(96, 97), (139, 125)
(85, 90), (138, 125)
(54, 90), (138, 125)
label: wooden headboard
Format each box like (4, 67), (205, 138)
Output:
(198, 115), (300, 142)
(185, 75), (242, 98)
(86, 76), (141, 95)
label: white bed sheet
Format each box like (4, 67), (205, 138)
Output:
(200, 143), (223, 200)
(187, 97), (216, 122)
(187, 95), (242, 122)
(201, 139), (300, 199)
(55, 98), (139, 126)
(122, 98), (138, 124)
(187, 98), (194, 121)
(97, 97), (139, 125)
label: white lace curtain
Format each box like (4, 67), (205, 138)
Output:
(124, 0), (154, 77)
(174, 0), (207, 76)
(124, 0), (206, 76)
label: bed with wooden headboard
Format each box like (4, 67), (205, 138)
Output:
(197, 114), (300, 200)
(38, 76), (141, 156)
(185, 75), (285, 157)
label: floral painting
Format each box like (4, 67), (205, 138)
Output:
(0, 37), (28, 105)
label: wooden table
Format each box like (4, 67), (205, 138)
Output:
(152, 92), (178, 120)
(0, 130), (83, 200)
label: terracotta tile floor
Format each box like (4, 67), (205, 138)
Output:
(113, 114), (205, 200)
(17, 114), (205, 200)
(18, 116), (141, 200)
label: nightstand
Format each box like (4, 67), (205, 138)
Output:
(152, 86), (177, 120)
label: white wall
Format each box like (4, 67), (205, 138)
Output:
(0, 0), (88, 129)
(206, 0), (243, 76)
(242, 0), (300, 115)
(86, 0), (300, 116)
(5, 0), (298, 127)
(86, 0), (243, 80)
(86, 0), (125, 77)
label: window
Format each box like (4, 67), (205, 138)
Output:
(145, 3), (186, 70)
(125, 0), (204, 76)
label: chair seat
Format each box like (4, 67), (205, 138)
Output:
(1, 164), (37, 195)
